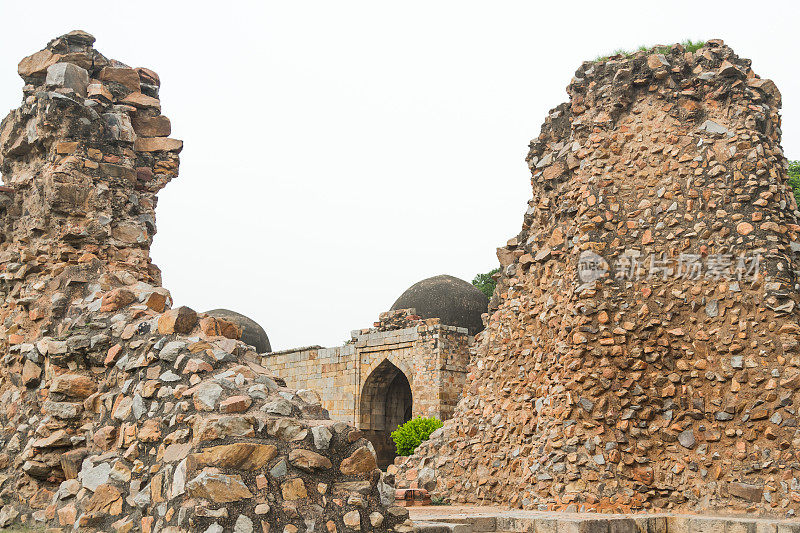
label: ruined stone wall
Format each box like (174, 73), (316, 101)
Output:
(395, 40), (800, 516)
(0, 32), (412, 532)
(434, 328), (471, 422)
(265, 344), (360, 423)
(265, 313), (471, 427)
(264, 309), (473, 468)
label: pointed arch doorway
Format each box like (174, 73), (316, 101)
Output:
(359, 359), (413, 468)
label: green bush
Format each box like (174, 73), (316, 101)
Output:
(472, 268), (499, 299)
(391, 417), (443, 456)
(788, 160), (800, 207)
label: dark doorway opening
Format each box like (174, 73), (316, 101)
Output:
(359, 359), (413, 468)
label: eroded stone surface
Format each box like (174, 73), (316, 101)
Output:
(395, 40), (799, 517)
(0, 31), (410, 532)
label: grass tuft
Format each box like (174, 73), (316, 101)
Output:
(594, 39), (705, 62)
(682, 39), (705, 54)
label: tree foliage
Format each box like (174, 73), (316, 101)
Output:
(391, 417), (443, 456)
(472, 268), (499, 299)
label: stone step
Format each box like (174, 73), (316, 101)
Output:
(409, 506), (800, 533)
(426, 515), (498, 532)
(415, 520), (473, 533)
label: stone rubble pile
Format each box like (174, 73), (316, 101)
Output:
(371, 309), (426, 332)
(0, 31), (410, 532)
(395, 40), (800, 516)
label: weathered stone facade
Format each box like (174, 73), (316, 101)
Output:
(264, 309), (472, 468)
(396, 40), (800, 516)
(0, 32), (411, 532)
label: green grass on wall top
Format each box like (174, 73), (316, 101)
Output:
(594, 39), (705, 62)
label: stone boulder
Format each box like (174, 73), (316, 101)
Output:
(206, 309), (271, 353)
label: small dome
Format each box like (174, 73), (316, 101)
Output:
(390, 275), (488, 335)
(205, 309), (271, 353)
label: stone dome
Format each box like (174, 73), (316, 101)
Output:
(390, 274), (488, 335)
(205, 309), (272, 353)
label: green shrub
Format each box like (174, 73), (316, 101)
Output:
(472, 268), (499, 299)
(391, 417), (443, 456)
(788, 161), (800, 207)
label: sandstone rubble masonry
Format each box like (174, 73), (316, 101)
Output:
(0, 31), (411, 532)
(394, 40), (800, 516)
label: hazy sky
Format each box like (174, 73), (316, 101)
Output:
(1, 1), (797, 349)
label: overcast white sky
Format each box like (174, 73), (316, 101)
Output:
(1, 1), (798, 349)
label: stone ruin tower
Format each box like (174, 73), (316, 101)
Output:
(395, 40), (800, 515)
(0, 31), (412, 532)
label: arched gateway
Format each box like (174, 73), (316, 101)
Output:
(359, 359), (413, 467)
(262, 307), (473, 467)
(261, 276), (488, 468)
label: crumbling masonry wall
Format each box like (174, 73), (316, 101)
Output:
(0, 31), (412, 532)
(264, 309), (472, 468)
(395, 40), (800, 517)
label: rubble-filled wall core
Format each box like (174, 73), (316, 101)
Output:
(263, 309), (473, 468)
(395, 40), (800, 516)
(0, 31), (412, 532)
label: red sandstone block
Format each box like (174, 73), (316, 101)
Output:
(395, 488), (431, 506)
(105, 344), (123, 366)
(219, 395), (252, 413)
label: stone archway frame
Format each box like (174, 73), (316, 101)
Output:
(358, 354), (414, 431)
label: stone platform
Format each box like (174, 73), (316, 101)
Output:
(409, 505), (800, 533)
